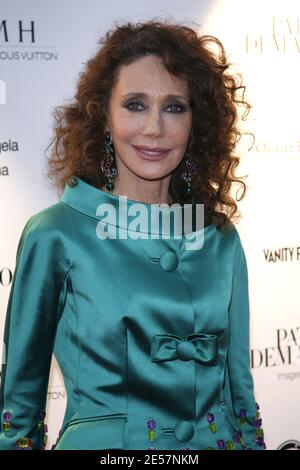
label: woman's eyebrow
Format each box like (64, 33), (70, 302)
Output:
(121, 92), (189, 101)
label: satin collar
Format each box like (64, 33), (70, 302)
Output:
(61, 176), (215, 237)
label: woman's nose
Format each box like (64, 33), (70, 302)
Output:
(142, 109), (164, 137)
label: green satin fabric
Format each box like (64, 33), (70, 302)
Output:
(0, 177), (265, 450)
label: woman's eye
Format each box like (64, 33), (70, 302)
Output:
(125, 101), (144, 111)
(166, 104), (186, 113)
(125, 101), (186, 113)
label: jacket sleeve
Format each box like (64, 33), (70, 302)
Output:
(0, 213), (70, 450)
(226, 229), (266, 450)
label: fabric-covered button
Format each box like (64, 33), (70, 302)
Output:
(159, 251), (178, 272)
(174, 421), (195, 442)
(67, 176), (78, 187)
(177, 341), (196, 361)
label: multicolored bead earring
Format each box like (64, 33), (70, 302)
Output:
(181, 152), (199, 198)
(100, 132), (118, 191)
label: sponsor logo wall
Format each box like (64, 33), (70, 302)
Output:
(0, 0), (299, 450)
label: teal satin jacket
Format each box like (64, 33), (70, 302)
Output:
(0, 176), (265, 450)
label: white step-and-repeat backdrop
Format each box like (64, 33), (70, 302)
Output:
(0, 0), (299, 450)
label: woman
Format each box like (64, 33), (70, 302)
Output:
(0, 20), (265, 450)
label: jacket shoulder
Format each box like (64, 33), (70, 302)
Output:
(15, 202), (74, 268)
(21, 201), (72, 240)
(216, 220), (242, 245)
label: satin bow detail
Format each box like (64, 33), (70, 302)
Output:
(150, 333), (218, 365)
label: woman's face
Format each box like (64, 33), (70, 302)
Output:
(105, 54), (192, 187)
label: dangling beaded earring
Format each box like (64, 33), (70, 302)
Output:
(100, 132), (118, 191)
(181, 151), (199, 198)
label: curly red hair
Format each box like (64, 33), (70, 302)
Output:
(45, 19), (253, 231)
